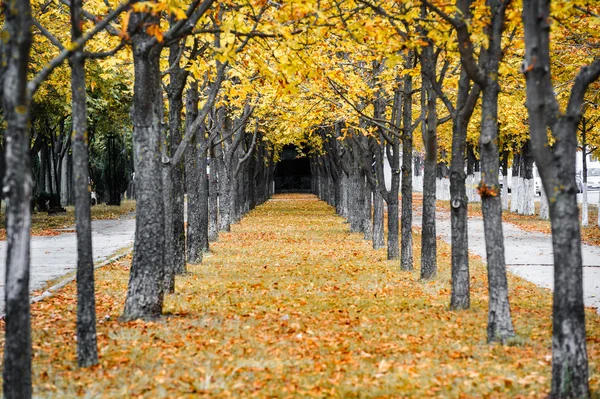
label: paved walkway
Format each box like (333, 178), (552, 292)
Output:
(0, 214), (136, 312)
(429, 209), (600, 312)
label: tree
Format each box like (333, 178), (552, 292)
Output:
(522, 0), (600, 396)
(426, 0), (516, 342)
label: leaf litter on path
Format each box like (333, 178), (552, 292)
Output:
(1, 193), (599, 398)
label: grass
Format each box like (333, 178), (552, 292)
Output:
(0, 193), (598, 398)
(0, 200), (136, 240)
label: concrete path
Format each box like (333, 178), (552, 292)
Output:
(429, 209), (600, 312)
(0, 214), (136, 312)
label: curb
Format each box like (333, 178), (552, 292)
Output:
(29, 247), (133, 306)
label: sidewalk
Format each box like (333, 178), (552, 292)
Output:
(429, 209), (600, 312)
(0, 214), (136, 312)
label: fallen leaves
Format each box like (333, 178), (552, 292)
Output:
(0, 194), (598, 398)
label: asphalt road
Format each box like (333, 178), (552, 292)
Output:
(0, 215), (135, 313)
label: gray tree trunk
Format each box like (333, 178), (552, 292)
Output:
(166, 39), (186, 276)
(362, 174), (373, 240)
(196, 131), (210, 252)
(400, 56), (414, 271)
(2, 1), (34, 396)
(208, 147), (219, 242)
(420, 45), (438, 280)
(121, 25), (165, 321)
(522, 1), (599, 395)
(372, 189), (384, 249)
(449, 70), (478, 310)
(70, 0), (98, 368)
(184, 81), (203, 264)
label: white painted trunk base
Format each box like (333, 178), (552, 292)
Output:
(466, 173), (481, 203)
(539, 188), (549, 220)
(413, 175), (423, 193)
(436, 178), (450, 200)
(501, 179), (509, 210)
(510, 176), (523, 213)
(582, 188), (588, 227)
(521, 178), (535, 215)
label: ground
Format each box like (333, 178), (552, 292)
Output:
(0, 200), (136, 241)
(2, 194), (598, 398)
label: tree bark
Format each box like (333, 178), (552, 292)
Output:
(420, 76), (438, 280)
(121, 28), (165, 321)
(166, 38), (186, 276)
(522, 0), (599, 394)
(184, 81), (203, 263)
(400, 54), (415, 271)
(449, 71), (478, 309)
(208, 146), (219, 242)
(480, 82), (515, 343)
(70, 0), (98, 368)
(419, 37), (438, 280)
(2, 1), (34, 396)
(372, 189), (384, 249)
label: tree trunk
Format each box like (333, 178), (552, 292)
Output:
(387, 144), (400, 260)
(479, 81), (514, 343)
(501, 151), (509, 210)
(372, 189), (384, 249)
(121, 36), (165, 321)
(449, 71), (475, 310)
(522, 1), (597, 394)
(70, 0), (98, 367)
(510, 152), (521, 213)
(167, 40), (186, 276)
(520, 141), (535, 215)
(196, 138), (211, 250)
(208, 147), (219, 242)
(419, 41), (438, 280)
(582, 143), (588, 226)
(184, 82), (203, 264)
(2, 1), (33, 396)
(362, 175), (372, 240)
(420, 78), (437, 280)
(400, 56), (414, 271)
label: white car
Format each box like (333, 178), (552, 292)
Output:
(586, 168), (600, 190)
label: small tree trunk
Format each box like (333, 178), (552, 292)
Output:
(400, 56), (414, 271)
(480, 83), (514, 343)
(208, 149), (219, 242)
(420, 63), (437, 280)
(539, 183), (549, 220)
(198, 146), (210, 252)
(372, 189), (384, 249)
(184, 83), (202, 264)
(217, 149), (231, 232)
(363, 176), (373, 240)
(582, 146), (588, 226)
(70, 0), (98, 367)
(449, 70), (474, 310)
(510, 152), (520, 213)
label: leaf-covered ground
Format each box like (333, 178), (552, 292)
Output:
(0, 200), (136, 241)
(1, 193), (599, 398)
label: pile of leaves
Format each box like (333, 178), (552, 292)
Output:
(0, 200), (136, 240)
(1, 193), (598, 397)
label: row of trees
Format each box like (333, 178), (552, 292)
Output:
(2, 0), (598, 398)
